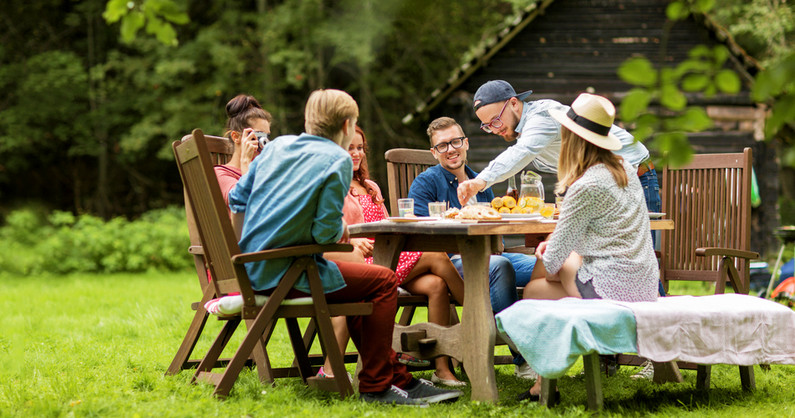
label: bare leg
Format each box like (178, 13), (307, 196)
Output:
(521, 252), (583, 397)
(530, 257), (546, 281)
(321, 316), (350, 376)
(557, 253), (582, 298)
(403, 273), (461, 383)
(406, 252), (465, 304)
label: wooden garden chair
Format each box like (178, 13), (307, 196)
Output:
(652, 147), (759, 388)
(616, 148), (759, 386)
(172, 129), (372, 398)
(166, 134), (235, 376)
(167, 134), (360, 378)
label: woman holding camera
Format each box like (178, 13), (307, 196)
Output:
(215, 94), (273, 206)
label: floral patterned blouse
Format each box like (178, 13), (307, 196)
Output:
(542, 160), (659, 302)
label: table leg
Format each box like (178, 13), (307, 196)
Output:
(456, 235), (498, 403)
(371, 235), (406, 270)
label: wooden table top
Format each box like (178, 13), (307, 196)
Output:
(349, 218), (674, 237)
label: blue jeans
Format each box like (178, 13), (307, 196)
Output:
(501, 252), (537, 287)
(639, 168), (665, 296)
(451, 254), (525, 365)
(639, 168), (661, 213)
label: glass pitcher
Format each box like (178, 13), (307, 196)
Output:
(519, 170), (545, 213)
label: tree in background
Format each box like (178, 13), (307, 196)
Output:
(0, 0), (508, 218)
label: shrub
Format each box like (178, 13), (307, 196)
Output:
(0, 206), (192, 275)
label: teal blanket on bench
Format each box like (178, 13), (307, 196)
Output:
(495, 298), (638, 379)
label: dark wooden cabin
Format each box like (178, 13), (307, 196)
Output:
(404, 0), (781, 257)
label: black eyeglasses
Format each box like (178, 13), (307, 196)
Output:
(432, 137), (466, 153)
(479, 99), (510, 134)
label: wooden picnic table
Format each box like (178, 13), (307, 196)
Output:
(348, 217), (674, 403)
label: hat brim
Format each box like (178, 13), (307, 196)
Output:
(549, 108), (622, 151)
(515, 90), (533, 102)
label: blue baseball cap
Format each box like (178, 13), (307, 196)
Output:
(473, 80), (533, 110)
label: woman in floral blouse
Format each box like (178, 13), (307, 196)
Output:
(519, 93), (659, 401)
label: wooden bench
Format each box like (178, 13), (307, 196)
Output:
(499, 148), (767, 410)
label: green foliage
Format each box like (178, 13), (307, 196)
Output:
(752, 53), (795, 149)
(0, 207), (191, 275)
(712, 0), (794, 65)
(104, 0), (188, 45)
(617, 0), (747, 168)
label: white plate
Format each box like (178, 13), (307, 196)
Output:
(500, 213), (543, 219)
(648, 212), (666, 219)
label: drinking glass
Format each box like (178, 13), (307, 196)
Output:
(397, 198), (414, 217)
(540, 203), (556, 219)
(428, 202), (447, 218)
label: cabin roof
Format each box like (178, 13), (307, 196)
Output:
(402, 0), (760, 125)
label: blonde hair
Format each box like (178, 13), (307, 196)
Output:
(304, 89), (359, 141)
(426, 117), (464, 146)
(556, 127), (628, 195)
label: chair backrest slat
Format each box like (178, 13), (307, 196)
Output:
(660, 148), (753, 292)
(179, 134), (235, 291)
(174, 130), (256, 304)
(384, 148), (438, 215)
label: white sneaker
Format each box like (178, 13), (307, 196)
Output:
(631, 360), (654, 380)
(514, 362), (538, 380)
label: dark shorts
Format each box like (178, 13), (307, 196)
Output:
(575, 274), (602, 299)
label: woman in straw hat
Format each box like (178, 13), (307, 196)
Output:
(517, 93), (659, 401)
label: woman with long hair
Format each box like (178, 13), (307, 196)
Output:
(323, 126), (467, 387)
(519, 93), (659, 400)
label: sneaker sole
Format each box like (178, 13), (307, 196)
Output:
(414, 390), (463, 404)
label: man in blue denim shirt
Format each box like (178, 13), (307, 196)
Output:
(408, 116), (543, 379)
(229, 89), (461, 405)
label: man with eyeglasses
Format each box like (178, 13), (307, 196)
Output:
(457, 80), (660, 216)
(459, 80), (664, 381)
(408, 116), (544, 380)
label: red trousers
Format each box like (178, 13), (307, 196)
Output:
(289, 260), (412, 393)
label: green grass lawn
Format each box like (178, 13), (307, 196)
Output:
(1, 272), (794, 417)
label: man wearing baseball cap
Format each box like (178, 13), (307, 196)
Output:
(458, 80), (659, 216)
(464, 81), (663, 381)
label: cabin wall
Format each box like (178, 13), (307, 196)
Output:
(422, 0), (780, 257)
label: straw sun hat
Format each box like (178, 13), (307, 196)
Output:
(550, 93), (621, 151)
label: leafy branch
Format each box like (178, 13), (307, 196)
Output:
(617, 0), (741, 167)
(103, 0), (189, 45)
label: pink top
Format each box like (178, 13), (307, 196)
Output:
(214, 165), (242, 211)
(342, 180), (421, 283)
(342, 179), (389, 226)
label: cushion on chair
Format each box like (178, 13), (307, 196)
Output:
(205, 294), (314, 316)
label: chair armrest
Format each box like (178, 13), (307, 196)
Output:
(695, 247), (759, 260)
(232, 244), (353, 264)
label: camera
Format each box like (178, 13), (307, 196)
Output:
(254, 131), (269, 150)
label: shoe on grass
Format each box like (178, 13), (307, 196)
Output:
(630, 360), (654, 380)
(514, 362), (539, 380)
(360, 385), (428, 407)
(431, 371), (467, 387)
(404, 378), (463, 403)
(316, 366), (353, 383)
